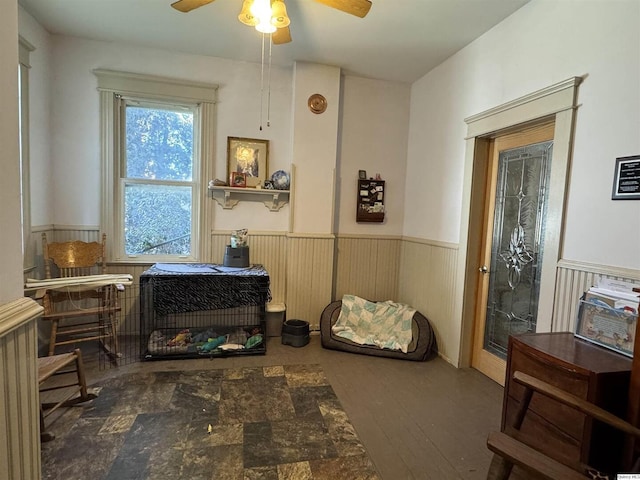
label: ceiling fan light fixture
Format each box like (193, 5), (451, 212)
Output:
(252, 0), (277, 34)
(250, 0), (271, 22)
(238, 0), (258, 26)
(270, 0), (290, 28)
(255, 19), (277, 33)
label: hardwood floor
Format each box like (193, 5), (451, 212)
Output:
(43, 334), (504, 480)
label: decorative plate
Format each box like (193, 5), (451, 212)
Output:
(308, 93), (327, 114)
(271, 170), (290, 190)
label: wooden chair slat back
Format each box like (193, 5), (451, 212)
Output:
(42, 233), (107, 279)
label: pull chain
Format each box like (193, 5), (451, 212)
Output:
(267, 33), (272, 128)
(259, 32), (266, 131)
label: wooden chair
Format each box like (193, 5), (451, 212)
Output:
(41, 233), (120, 357)
(487, 288), (640, 479)
(38, 348), (97, 442)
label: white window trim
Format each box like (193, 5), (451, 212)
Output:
(19, 36), (35, 273)
(94, 69), (217, 263)
(117, 96), (201, 261)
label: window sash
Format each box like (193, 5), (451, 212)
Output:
(115, 96), (201, 262)
(122, 100), (196, 182)
(121, 181), (195, 258)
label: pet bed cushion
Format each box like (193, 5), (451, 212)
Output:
(333, 295), (416, 353)
(320, 299), (437, 361)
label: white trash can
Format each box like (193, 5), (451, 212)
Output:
(266, 302), (286, 337)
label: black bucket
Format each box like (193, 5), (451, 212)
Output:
(281, 319), (310, 347)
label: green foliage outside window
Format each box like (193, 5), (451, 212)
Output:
(124, 106), (195, 255)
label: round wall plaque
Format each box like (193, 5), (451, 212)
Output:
(308, 93), (327, 114)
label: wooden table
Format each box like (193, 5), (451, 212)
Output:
(503, 332), (632, 473)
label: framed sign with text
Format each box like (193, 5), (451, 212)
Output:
(612, 155), (640, 200)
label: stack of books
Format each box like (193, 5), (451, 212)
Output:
(584, 278), (640, 314)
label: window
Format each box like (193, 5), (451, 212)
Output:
(122, 101), (197, 256)
(95, 70), (217, 262)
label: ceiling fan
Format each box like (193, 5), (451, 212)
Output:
(170, 0), (372, 44)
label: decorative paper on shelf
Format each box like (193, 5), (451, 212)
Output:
(356, 179), (385, 222)
(575, 279), (639, 357)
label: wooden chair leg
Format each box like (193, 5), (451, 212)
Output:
(110, 313), (120, 357)
(485, 384), (534, 479)
(48, 320), (58, 356)
(73, 349), (90, 401)
(486, 452), (514, 480)
(39, 405), (55, 442)
(40, 349), (98, 418)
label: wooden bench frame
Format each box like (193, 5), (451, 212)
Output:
(487, 371), (640, 479)
(38, 349), (97, 442)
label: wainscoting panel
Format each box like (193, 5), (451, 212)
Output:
(27, 227), (52, 281)
(0, 298), (43, 480)
(106, 264), (151, 337)
(286, 235), (335, 330)
(552, 260), (640, 332)
(49, 228), (100, 244)
(334, 236), (401, 302)
(240, 233), (286, 305)
(398, 238), (459, 363)
(208, 232), (229, 265)
(42, 226), (640, 368)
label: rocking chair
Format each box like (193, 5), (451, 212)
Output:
(41, 233), (120, 357)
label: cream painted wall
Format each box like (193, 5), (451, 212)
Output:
(337, 76), (410, 235)
(290, 62), (341, 234)
(49, 36), (294, 231)
(405, 0), (640, 270)
(20, 29), (413, 239)
(0, 0), (24, 304)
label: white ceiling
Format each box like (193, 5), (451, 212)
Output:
(18, 0), (530, 84)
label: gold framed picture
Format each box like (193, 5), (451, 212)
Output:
(229, 171), (247, 188)
(227, 137), (269, 188)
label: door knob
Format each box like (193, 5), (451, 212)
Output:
(479, 265), (489, 274)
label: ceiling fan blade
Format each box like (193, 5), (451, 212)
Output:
(313, 0), (372, 18)
(272, 26), (292, 45)
(171, 0), (216, 13)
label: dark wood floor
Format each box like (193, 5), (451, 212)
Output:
(44, 334), (504, 480)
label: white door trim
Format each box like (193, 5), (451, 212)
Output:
(455, 76), (583, 369)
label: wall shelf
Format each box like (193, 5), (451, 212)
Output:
(208, 186), (290, 212)
(357, 179), (385, 223)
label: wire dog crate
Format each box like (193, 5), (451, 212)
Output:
(139, 263), (271, 360)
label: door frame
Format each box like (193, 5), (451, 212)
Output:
(455, 76), (583, 376)
(471, 123), (555, 384)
